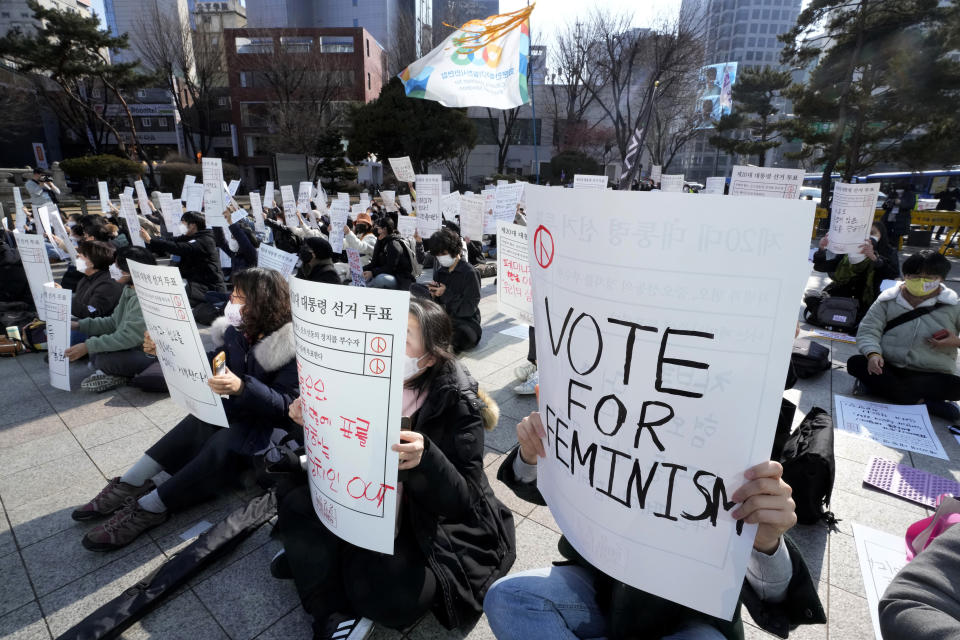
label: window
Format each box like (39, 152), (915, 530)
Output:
(367, 72), (371, 89)
(136, 89), (147, 98)
(760, 24), (768, 33)
(509, 118), (542, 146)
(366, 39), (370, 57)
(141, 117), (152, 127)
(245, 135), (258, 156)
(749, 23), (758, 32)
(240, 102), (270, 127)
(353, 18), (358, 27)
(280, 36), (313, 53)
(352, 0), (358, 5)
(319, 37), (354, 53)
(752, 9), (759, 17)
(761, 9), (770, 18)
(0, 13), (10, 18)
(221, 122), (231, 132)
(92, 88), (103, 99)
(235, 36), (274, 54)
(746, 51), (754, 60)
(747, 37), (756, 46)
(157, 118), (168, 128)
(472, 118), (499, 145)
(218, 96), (229, 106)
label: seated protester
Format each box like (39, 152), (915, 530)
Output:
(343, 212), (377, 260)
(847, 250), (960, 420)
(811, 223), (900, 320)
(140, 211), (225, 307)
(0, 229), (32, 307)
(70, 240), (123, 319)
(362, 217), (416, 290)
(484, 411), (825, 640)
(422, 228), (482, 353)
(214, 214), (260, 275)
(297, 237), (341, 284)
(879, 523), (960, 640)
(65, 247), (155, 392)
(265, 213), (302, 254)
(273, 298), (515, 638)
(73, 268), (298, 550)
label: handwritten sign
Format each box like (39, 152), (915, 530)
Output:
(414, 174), (442, 236)
(97, 181), (111, 214)
(48, 209), (78, 265)
(280, 185), (299, 228)
(201, 158), (227, 227)
(329, 200), (349, 253)
(728, 166), (805, 199)
(834, 395), (947, 460)
(351, 203), (365, 218)
(650, 165), (662, 183)
(853, 523), (908, 640)
(16, 233), (54, 320)
(828, 183), (881, 254)
(158, 193), (182, 235)
(660, 174), (685, 193)
(388, 156), (416, 182)
(704, 177), (725, 195)
(494, 182), (524, 223)
(524, 184), (815, 619)
(314, 182), (327, 207)
(13, 187), (26, 233)
(249, 191), (265, 233)
(573, 174), (607, 190)
(128, 261), (228, 427)
(134, 179), (152, 217)
(346, 248), (366, 287)
(265, 181), (275, 209)
(180, 175), (196, 202)
(441, 192), (462, 221)
(460, 194), (484, 241)
(184, 184), (204, 213)
(119, 193), (145, 247)
(257, 243), (298, 277)
(496, 222), (533, 324)
(482, 188), (497, 235)
(397, 216), (417, 240)
(290, 279), (408, 553)
(43, 284), (71, 391)
(381, 190), (396, 211)
(338, 192), (350, 202)
(298, 181), (313, 215)
(398, 194), (412, 213)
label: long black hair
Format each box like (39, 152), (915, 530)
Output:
(405, 297), (454, 391)
(231, 267), (292, 340)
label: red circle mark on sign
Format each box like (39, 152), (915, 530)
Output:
(369, 358), (386, 375)
(370, 336), (387, 354)
(533, 225), (555, 269)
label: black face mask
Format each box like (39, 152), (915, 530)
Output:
(298, 248), (313, 263)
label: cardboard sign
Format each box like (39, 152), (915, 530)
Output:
(13, 187), (26, 233)
(496, 222), (533, 324)
(158, 193), (182, 235)
(180, 175), (196, 202)
(257, 243), (298, 277)
(397, 216), (417, 240)
(728, 166), (805, 199)
(265, 181), (275, 209)
(650, 165), (662, 182)
(329, 200), (349, 253)
(97, 181), (112, 214)
(482, 188), (497, 234)
(280, 185), (300, 228)
(134, 180), (152, 217)
(201, 158), (227, 227)
(828, 183), (882, 254)
(119, 193), (145, 247)
(460, 194), (484, 241)
(128, 261), (228, 427)
(249, 191), (266, 233)
(573, 174), (607, 190)
(388, 156), (416, 182)
(184, 184), (204, 213)
(494, 182), (524, 223)
(704, 177), (725, 195)
(660, 175), (685, 193)
(16, 233), (53, 321)
(289, 279), (409, 553)
(381, 190), (397, 212)
(834, 395), (947, 460)
(298, 181), (313, 214)
(346, 248), (366, 287)
(414, 174), (442, 236)
(524, 185), (815, 619)
(43, 284), (71, 391)
(853, 523), (908, 640)
(398, 194), (412, 213)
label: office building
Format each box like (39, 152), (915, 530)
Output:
(0, 0), (91, 35)
(101, 0), (192, 67)
(246, 0), (402, 54)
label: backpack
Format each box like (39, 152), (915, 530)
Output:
(19, 319), (47, 352)
(779, 407), (837, 526)
(790, 339), (831, 379)
(398, 237), (422, 279)
(803, 289), (858, 331)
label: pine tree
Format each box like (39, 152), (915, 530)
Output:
(708, 66), (792, 167)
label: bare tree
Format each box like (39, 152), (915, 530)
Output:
(441, 144), (473, 191)
(644, 77), (703, 172)
(387, 8), (422, 77)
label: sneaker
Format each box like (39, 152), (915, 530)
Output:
(312, 612), (372, 640)
(513, 370), (539, 395)
(71, 477), (156, 521)
(513, 362), (536, 382)
(82, 497), (169, 551)
(926, 400), (960, 422)
(270, 548), (293, 580)
(81, 371), (129, 393)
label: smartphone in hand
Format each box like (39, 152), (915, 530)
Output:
(213, 351), (226, 376)
(932, 329), (949, 340)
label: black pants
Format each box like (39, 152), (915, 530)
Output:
(527, 325), (537, 364)
(146, 415), (253, 512)
(278, 486), (437, 630)
(451, 319), (481, 353)
(847, 355), (960, 404)
(90, 348), (154, 378)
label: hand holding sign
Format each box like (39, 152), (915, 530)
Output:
(729, 461), (796, 554)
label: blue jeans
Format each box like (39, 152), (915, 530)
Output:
(483, 566), (726, 640)
(367, 273), (398, 289)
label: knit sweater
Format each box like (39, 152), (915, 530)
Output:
(76, 285), (146, 354)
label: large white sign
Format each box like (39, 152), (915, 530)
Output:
(264, 181), (275, 209)
(414, 174), (442, 236)
(728, 166), (805, 199)
(290, 279), (408, 553)
(834, 395), (947, 460)
(397, 216), (417, 240)
(280, 185), (300, 228)
(573, 174), (607, 190)
(98, 181), (112, 214)
(827, 183), (882, 254)
(134, 180), (152, 218)
(257, 243), (298, 277)
(650, 165), (662, 183)
(441, 192), (462, 222)
(16, 233), (54, 321)
(184, 184), (204, 213)
(249, 191), (266, 233)
(525, 185), (815, 619)
(853, 523), (908, 640)
(660, 175), (685, 193)
(494, 182), (524, 223)
(704, 177), (725, 195)
(44, 284), (71, 391)
(13, 187), (26, 233)
(298, 181), (313, 215)
(201, 158), (227, 227)
(128, 261), (228, 427)
(180, 175), (196, 202)
(496, 222), (533, 324)
(388, 156), (416, 183)
(329, 200), (349, 253)
(119, 194), (145, 247)
(398, 194), (412, 213)
(460, 194), (484, 241)
(158, 193), (182, 235)
(381, 190), (396, 212)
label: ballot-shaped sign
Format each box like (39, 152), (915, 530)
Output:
(257, 243), (299, 277)
(414, 175), (442, 236)
(460, 194), (484, 241)
(13, 187), (26, 233)
(290, 279), (409, 553)
(184, 184), (204, 213)
(98, 181), (112, 214)
(128, 261), (228, 427)
(381, 190), (396, 211)
(496, 222), (533, 324)
(158, 193), (182, 234)
(119, 193), (145, 247)
(44, 284), (71, 391)
(728, 166), (805, 199)
(280, 185), (300, 228)
(704, 177), (725, 195)
(397, 216), (417, 240)
(441, 192), (461, 221)
(482, 188), (497, 234)
(573, 174), (607, 190)
(388, 156), (416, 183)
(17, 233), (53, 320)
(228, 179), (241, 197)
(329, 200), (349, 253)
(398, 194), (412, 213)
(249, 191), (266, 233)
(47, 208), (78, 265)
(134, 180), (152, 218)
(494, 182), (524, 223)
(828, 183), (882, 255)
(201, 158), (227, 227)
(264, 181), (275, 209)
(180, 175), (196, 202)
(298, 181), (313, 214)
(650, 165), (662, 183)
(524, 185), (815, 619)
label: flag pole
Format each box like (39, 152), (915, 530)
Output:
(528, 0), (540, 185)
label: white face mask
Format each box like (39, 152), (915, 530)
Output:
(436, 254), (455, 268)
(224, 301), (244, 327)
(109, 263), (123, 281)
(75, 257), (90, 273)
(847, 252), (866, 264)
(227, 237), (239, 252)
(179, 223), (189, 235)
(403, 353), (426, 380)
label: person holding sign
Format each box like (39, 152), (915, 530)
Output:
(296, 237), (341, 284)
(273, 298), (515, 638)
(419, 228), (482, 353)
(484, 411), (824, 640)
(76, 268), (299, 550)
(343, 212), (377, 260)
(362, 217), (416, 290)
(140, 211), (225, 307)
(68, 241), (123, 319)
(848, 250), (960, 421)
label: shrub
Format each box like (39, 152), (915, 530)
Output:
(60, 154), (143, 180)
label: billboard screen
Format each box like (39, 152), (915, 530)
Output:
(697, 62), (738, 126)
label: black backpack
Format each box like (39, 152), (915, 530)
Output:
(779, 407), (837, 526)
(803, 289), (859, 332)
(790, 339), (831, 379)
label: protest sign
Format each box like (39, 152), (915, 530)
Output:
(398, 194), (412, 213)
(13, 187), (26, 233)
(36, 206), (64, 261)
(119, 193), (145, 247)
(184, 184), (204, 213)
(524, 185), (815, 619)
(482, 188), (497, 234)
(280, 185), (300, 228)
(660, 175), (685, 192)
(388, 156), (416, 183)
(314, 182), (327, 207)
(346, 249), (367, 287)
(298, 181), (313, 214)
(351, 204), (365, 218)
(16, 233), (53, 320)
(573, 174), (608, 190)
(441, 192), (461, 221)
(329, 200), (349, 252)
(97, 181), (112, 214)
(257, 243), (298, 277)
(827, 183), (882, 254)
(128, 261), (228, 427)
(249, 191), (266, 233)
(460, 194), (484, 241)
(650, 165), (662, 183)
(265, 181), (275, 208)
(289, 279), (408, 553)
(180, 175), (196, 202)
(201, 158), (227, 227)
(338, 192), (350, 202)
(834, 395), (947, 460)
(728, 166), (805, 199)
(123, 186), (134, 198)
(381, 190), (396, 211)
(496, 222), (533, 324)
(853, 523), (907, 640)
(43, 284), (71, 391)
(48, 209), (78, 265)
(360, 193), (371, 209)
(397, 216), (417, 240)
(228, 179), (241, 197)
(219, 249), (232, 270)
(414, 174), (442, 236)
(134, 179), (152, 217)
(159, 193), (182, 234)
(441, 181), (450, 196)
(704, 177), (725, 195)
(495, 182), (524, 223)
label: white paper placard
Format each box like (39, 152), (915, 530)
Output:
(834, 395), (948, 460)
(329, 200), (349, 253)
(280, 185), (300, 228)
(338, 192), (350, 202)
(351, 204), (365, 218)
(298, 181), (313, 214)
(97, 181), (112, 214)
(128, 261), (228, 427)
(398, 194), (412, 213)
(359, 193), (371, 209)
(704, 177), (725, 194)
(414, 174), (442, 236)
(650, 165), (662, 182)
(388, 156), (416, 182)
(728, 166), (805, 199)
(43, 283), (71, 391)
(828, 183), (882, 254)
(441, 181), (450, 196)
(397, 216), (417, 240)
(123, 186), (134, 198)
(219, 249), (232, 270)
(441, 192), (462, 222)
(158, 193), (182, 234)
(119, 193), (145, 247)
(381, 190), (396, 211)
(494, 182), (524, 223)
(249, 191), (265, 233)
(482, 188), (497, 235)
(346, 248), (366, 287)
(496, 222), (533, 324)
(573, 174), (607, 190)
(853, 523), (908, 640)
(180, 175), (196, 202)
(184, 184), (204, 213)
(264, 181), (275, 209)
(290, 279), (409, 553)
(201, 158), (227, 227)
(459, 194), (484, 241)
(227, 179), (241, 197)
(13, 187), (26, 233)
(257, 243), (298, 276)
(660, 174), (685, 192)
(16, 233), (53, 320)
(524, 185), (815, 619)
(314, 182), (327, 207)
(497, 180), (509, 187)
(48, 210), (78, 265)
(36, 206), (64, 262)
(134, 179), (152, 217)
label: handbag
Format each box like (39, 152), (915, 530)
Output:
(779, 407), (837, 526)
(905, 494), (960, 561)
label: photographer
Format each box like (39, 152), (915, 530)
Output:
(24, 168), (61, 209)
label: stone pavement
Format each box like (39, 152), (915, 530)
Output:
(1, 261), (959, 640)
